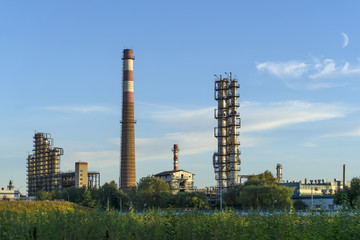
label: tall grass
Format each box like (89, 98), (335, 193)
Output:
(1, 201), (360, 239)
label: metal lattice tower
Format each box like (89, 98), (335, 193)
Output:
(27, 132), (64, 197)
(213, 73), (241, 189)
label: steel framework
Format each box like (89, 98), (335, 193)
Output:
(213, 73), (241, 189)
(27, 132), (64, 196)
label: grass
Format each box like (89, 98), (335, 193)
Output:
(1, 201), (360, 239)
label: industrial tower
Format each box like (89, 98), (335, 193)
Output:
(27, 132), (64, 196)
(120, 49), (136, 192)
(213, 73), (241, 189)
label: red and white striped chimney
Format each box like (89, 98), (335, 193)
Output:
(120, 49), (136, 192)
(172, 144), (179, 171)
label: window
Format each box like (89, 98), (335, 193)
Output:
(80, 170), (83, 172)
(80, 174), (83, 176)
(328, 204), (334, 210)
(80, 178), (83, 181)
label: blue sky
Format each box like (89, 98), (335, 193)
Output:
(1, 1), (360, 193)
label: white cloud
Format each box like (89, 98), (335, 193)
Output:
(63, 151), (119, 169)
(131, 101), (352, 161)
(256, 61), (308, 78)
(43, 105), (117, 114)
(256, 57), (360, 89)
(151, 107), (214, 131)
(321, 126), (360, 138)
(242, 101), (350, 132)
(62, 101), (353, 171)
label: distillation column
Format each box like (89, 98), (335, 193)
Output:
(227, 74), (241, 186)
(213, 75), (228, 189)
(120, 49), (136, 192)
(213, 73), (241, 189)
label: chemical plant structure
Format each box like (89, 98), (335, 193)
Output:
(280, 164), (349, 210)
(213, 72), (241, 190)
(153, 144), (195, 193)
(60, 162), (100, 189)
(120, 49), (136, 193)
(26, 132), (100, 197)
(27, 132), (64, 197)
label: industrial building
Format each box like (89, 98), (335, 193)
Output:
(0, 181), (20, 200)
(281, 164), (350, 210)
(282, 179), (350, 210)
(27, 133), (100, 196)
(27, 132), (64, 197)
(153, 144), (194, 192)
(59, 162), (100, 189)
(120, 49), (136, 192)
(213, 73), (241, 189)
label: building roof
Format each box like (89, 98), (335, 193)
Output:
(153, 169), (194, 177)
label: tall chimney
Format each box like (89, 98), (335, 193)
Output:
(343, 164), (346, 189)
(276, 163), (282, 183)
(172, 144), (179, 171)
(120, 49), (136, 192)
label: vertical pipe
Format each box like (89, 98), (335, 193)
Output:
(120, 49), (136, 192)
(343, 164), (346, 189)
(218, 75), (227, 188)
(172, 144), (179, 171)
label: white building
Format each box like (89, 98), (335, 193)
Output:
(0, 181), (20, 200)
(153, 170), (194, 193)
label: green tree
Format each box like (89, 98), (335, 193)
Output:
(130, 177), (171, 209)
(97, 181), (128, 210)
(293, 199), (307, 210)
(334, 177), (360, 208)
(80, 188), (95, 208)
(224, 171), (292, 209)
(36, 191), (52, 201)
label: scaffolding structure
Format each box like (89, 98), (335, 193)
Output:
(27, 132), (64, 196)
(213, 73), (241, 190)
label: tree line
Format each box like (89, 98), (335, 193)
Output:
(34, 171), (296, 210)
(36, 177), (209, 210)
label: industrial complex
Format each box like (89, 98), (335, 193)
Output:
(0, 48), (353, 212)
(25, 132), (100, 197)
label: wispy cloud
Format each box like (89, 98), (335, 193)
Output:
(43, 105), (118, 114)
(120, 101), (353, 161)
(256, 61), (308, 78)
(63, 151), (119, 169)
(321, 126), (360, 138)
(256, 57), (360, 89)
(242, 101), (350, 132)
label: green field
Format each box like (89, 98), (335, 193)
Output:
(0, 201), (359, 240)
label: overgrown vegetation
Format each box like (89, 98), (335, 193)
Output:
(1, 201), (360, 239)
(224, 171), (293, 209)
(334, 177), (360, 208)
(34, 178), (208, 210)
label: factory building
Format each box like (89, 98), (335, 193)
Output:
(60, 162), (100, 189)
(27, 132), (64, 197)
(281, 165), (350, 210)
(120, 49), (136, 192)
(282, 179), (350, 210)
(153, 144), (194, 192)
(0, 181), (20, 200)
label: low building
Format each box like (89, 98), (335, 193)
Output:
(153, 170), (194, 192)
(59, 162), (100, 189)
(153, 144), (195, 192)
(0, 181), (20, 200)
(282, 179), (350, 210)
